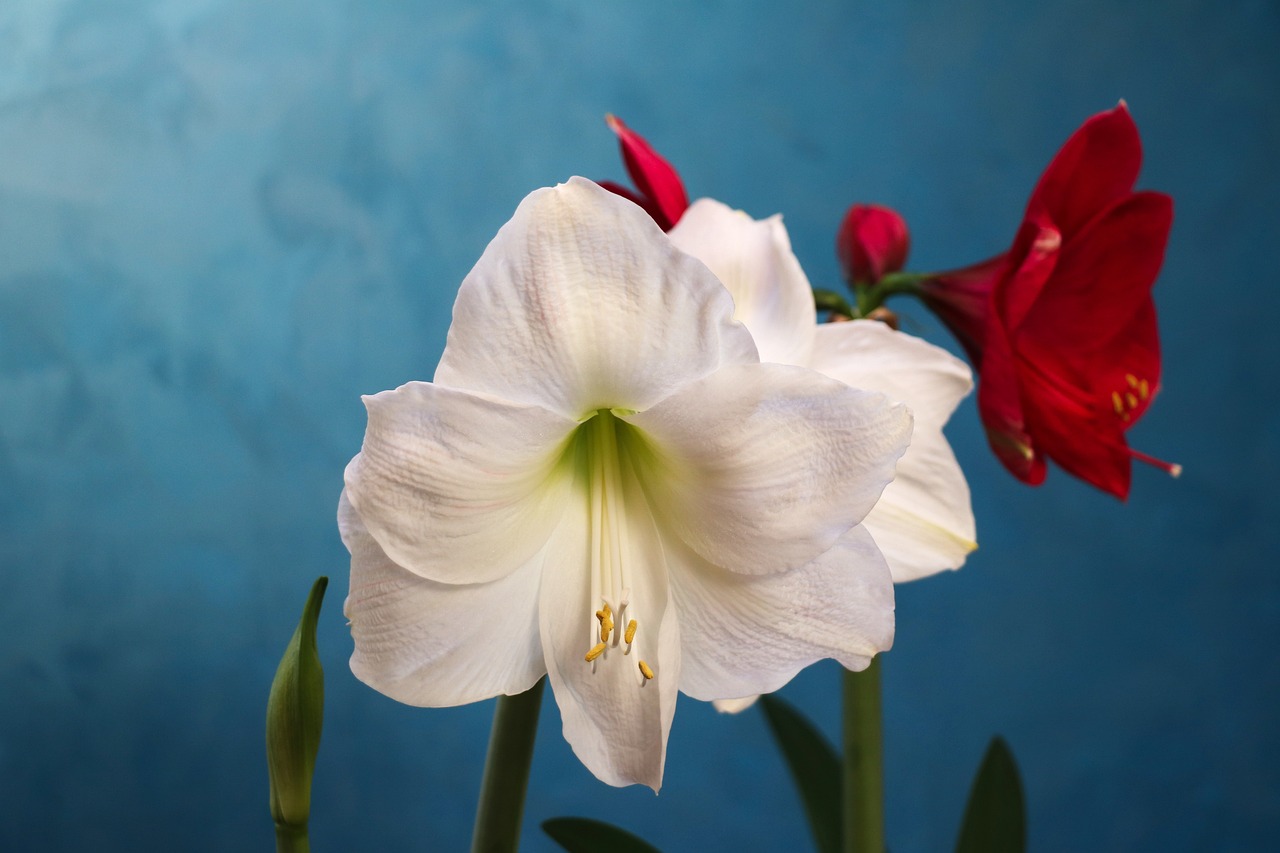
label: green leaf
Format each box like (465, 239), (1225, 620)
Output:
(266, 576), (328, 835)
(955, 736), (1026, 853)
(542, 818), (663, 853)
(759, 694), (842, 853)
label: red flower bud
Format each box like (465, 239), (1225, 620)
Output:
(836, 204), (910, 285)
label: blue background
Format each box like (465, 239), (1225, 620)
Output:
(1, 1), (1276, 850)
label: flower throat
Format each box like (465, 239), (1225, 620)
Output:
(576, 410), (652, 685)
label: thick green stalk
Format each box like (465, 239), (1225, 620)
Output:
(470, 678), (546, 853)
(274, 823), (311, 853)
(842, 658), (885, 853)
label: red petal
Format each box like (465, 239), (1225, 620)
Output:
(836, 204), (910, 284)
(606, 114), (689, 231)
(977, 316), (1045, 485)
(999, 216), (1061, 331)
(1028, 102), (1143, 241)
(1094, 301), (1161, 428)
(919, 253), (1007, 367)
(598, 180), (669, 228)
(1018, 365), (1134, 499)
(1018, 191), (1172, 362)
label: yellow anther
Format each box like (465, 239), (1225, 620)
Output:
(638, 660), (654, 680)
(585, 643), (607, 662)
(595, 609), (605, 622)
(1125, 392), (1139, 409)
(1125, 373), (1139, 388)
(600, 617), (613, 643)
(1112, 391), (1124, 415)
(625, 619), (637, 644)
(1139, 379), (1150, 400)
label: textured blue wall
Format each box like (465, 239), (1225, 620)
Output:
(1, 1), (1276, 851)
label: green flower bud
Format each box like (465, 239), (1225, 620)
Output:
(266, 576), (327, 842)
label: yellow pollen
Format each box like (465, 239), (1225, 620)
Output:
(1112, 391), (1124, 415)
(585, 643), (607, 662)
(1125, 373), (1139, 388)
(600, 617), (613, 643)
(1139, 379), (1150, 400)
(625, 619), (637, 644)
(638, 660), (654, 680)
(1126, 392), (1139, 409)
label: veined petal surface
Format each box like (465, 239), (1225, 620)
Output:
(809, 321), (976, 581)
(435, 178), (756, 420)
(668, 198), (817, 366)
(673, 525), (894, 703)
(344, 381), (577, 584)
(340, 492), (546, 706)
(625, 362), (912, 575)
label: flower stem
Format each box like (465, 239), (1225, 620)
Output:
(274, 823), (310, 853)
(852, 272), (929, 319)
(842, 658), (885, 853)
(470, 677), (546, 853)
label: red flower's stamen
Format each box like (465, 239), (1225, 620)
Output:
(1128, 447), (1182, 478)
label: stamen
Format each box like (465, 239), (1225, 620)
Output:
(1125, 392), (1139, 409)
(1111, 391), (1124, 415)
(1125, 373), (1139, 388)
(1129, 447), (1182, 478)
(585, 643), (607, 662)
(600, 616), (613, 643)
(1139, 379), (1150, 400)
(638, 660), (654, 680)
(625, 619), (637, 644)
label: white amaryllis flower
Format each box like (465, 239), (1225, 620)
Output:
(668, 198), (977, 584)
(339, 178), (913, 790)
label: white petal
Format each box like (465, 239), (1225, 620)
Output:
(712, 696), (759, 714)
(624, 362), (912, 575)
(672, 525), (894, 703)
(538, 453), (680, 791)
(344, 381), (577, 584)
(435, 178), (757, 420)
(668, 198), (816, 366)
(809, 321), (977, 582)
(809, 321), (972, 430)
(340, 492), (546, 706)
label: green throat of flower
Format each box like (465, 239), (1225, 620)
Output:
(572, 410), (654, 686)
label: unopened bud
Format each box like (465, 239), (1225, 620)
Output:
(836, 204), (910, 285)
(266, 576), (327, 835)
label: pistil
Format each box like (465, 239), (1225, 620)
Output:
(580, 412), (648, 683)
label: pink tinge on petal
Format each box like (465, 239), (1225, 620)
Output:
(605, 114), (690, 231)
(836, 204), (910, 284)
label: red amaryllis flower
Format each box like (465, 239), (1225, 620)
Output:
(919, 102), (1177, 499)
(598, 114), (689, 231)
(837, 204), (911, 285)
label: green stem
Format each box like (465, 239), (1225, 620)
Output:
(470, 677), (546, 853)
(842, 658), (885, 853)
(274, 823), (310, 853)
(851, 272), (929, 319)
